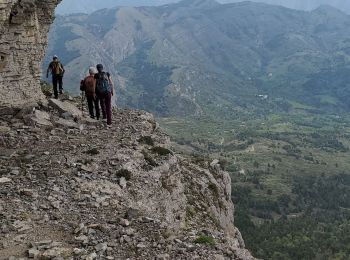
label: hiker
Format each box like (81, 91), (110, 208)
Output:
(81, 67), (100, 120)
(46, 55), (65, 99)
(95, 64), (114, 126)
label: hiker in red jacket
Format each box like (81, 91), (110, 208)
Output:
(82, 67), (100, 120)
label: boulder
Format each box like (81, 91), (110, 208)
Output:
(15, 102), (38, 119)
(0, 177), (11, 183)
(81, 117), (99, 125)
(49, 99), (82, 119)
(210, 159), (220, 168)
(23, 110), (53, 129)
(55, 118), (80, 129)
(0, 125), (11, 133)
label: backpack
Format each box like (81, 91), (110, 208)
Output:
(80, 79), (85, 91)
(52, 61), (64, 75)
(95, 72), (111, 94)
(84, 76), (95, 95)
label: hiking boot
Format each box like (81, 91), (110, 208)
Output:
(59, 89), (64, 94)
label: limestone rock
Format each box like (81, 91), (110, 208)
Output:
(0, 177), (11, 183)
(210, 159), (220, 168)
(0, 0), (61, 109)
(119, 177), (127, 189)
(0, 125), (11, 133)
(119, 218), (130, 227)
(24, 110), (53, 129)
(28, 248), (40, 258)
(49, 99), (82, 119)
(55, 118), (79, 129)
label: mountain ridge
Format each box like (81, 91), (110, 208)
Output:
(56, 0), (350, 15)
(45, 1), (350, 116)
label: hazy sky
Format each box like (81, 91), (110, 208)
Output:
(221, 0), (350, 12)
(56, 0), (350, 14)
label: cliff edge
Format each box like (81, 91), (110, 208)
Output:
(0, 99), (253, 259)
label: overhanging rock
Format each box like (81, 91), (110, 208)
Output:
(0, 0), (61, 111)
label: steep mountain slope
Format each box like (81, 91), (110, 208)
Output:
(45, 0), (350, 116)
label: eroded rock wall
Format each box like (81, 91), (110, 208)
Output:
(0, 0), (60, 112)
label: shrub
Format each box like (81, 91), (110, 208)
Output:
(85, 148), (99, 155)
(208, 182), (219, 198)
(151, 146), (173, 156)
(194, 235), (215, 245)
(142, 150), (158, 167)
(40, 80), (52, 97)
(139, 136), (154, 146)
(116, 169), (132, 180)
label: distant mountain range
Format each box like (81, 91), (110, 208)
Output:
(45, 0), (350, 116)
(223, 0), (350, 13)
(56, 0), (350, 14)
(55, 0), (177, 14)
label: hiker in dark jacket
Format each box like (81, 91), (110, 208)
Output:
(83, 67), (100, 120)
(46, 55), (65, 99)
(95, 64), (114, 126)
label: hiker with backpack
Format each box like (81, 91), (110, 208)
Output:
(46, 55), (65, 99)
(81, 67), (100, 120)
(95, 64), (114, 126)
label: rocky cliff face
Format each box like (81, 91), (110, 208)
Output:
(0, 0), (60, 112)
(0, 99), (253, 259)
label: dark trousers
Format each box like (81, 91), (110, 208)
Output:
(52, 74), (63, 98)
(98, 92), (112, 125)
(86, 95), (100, 119)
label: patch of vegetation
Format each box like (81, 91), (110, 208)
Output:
(142, 150), (158, 167)
(208, 182), (219, 198)
(40, 80), (53, 97)
(138, 136), (155, 146)
(194, 235), (215, 245)
(85, 148), (100, 155)
(151, 146), (173, 156)
(218, 158), (229, 170)
(116, 169), (132, 181)
(186, 206), (196, 219)
(190, 153), (210, 167)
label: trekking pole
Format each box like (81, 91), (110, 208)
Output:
(81, 91), (84, 117)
